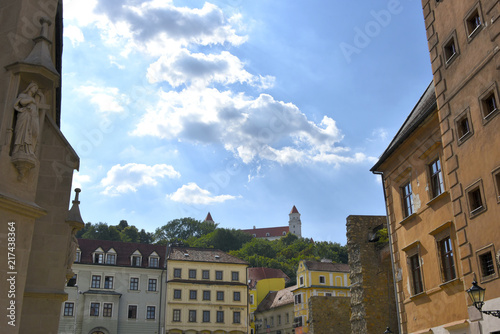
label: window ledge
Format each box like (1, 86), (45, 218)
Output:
(469, 206), (487, 219)
(128, 290), (141, 293)
(426, 191), (449, 206)
(480, 274), (499, 284)
(399, 212), (417, 225)
(409, 291), (427, 301)
(439, 277), (461, 289)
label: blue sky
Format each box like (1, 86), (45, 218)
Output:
(61, 0), (432, 244)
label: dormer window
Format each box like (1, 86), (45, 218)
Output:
(149, 257), (159, 268)
(93, 247), (104, 264)
(75, 249), (81, 263)
(106, 249), (116, 265)
(131, 250), (142, 267)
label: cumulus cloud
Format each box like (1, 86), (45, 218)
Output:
(77, 85), (130, 113)
(131, 86), (369, 165)
(101, 163), (180, 196)
(168, 182), (238, 205)
(83, 0), (246, 55)
(72, 172), (91, 190)
(147, 50), (274, 88)
(64, 25), (85, 46)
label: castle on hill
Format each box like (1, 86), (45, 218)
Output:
(205, 205), (302, 241)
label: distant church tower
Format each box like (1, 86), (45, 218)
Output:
(289, 205), (302, 237)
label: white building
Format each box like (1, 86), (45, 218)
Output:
(58, 239), (167, 334)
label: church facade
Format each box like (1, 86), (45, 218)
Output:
(0, 1), (82, 333)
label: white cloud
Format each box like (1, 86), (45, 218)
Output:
(168, 182), (238, 205)
(77, 85), (129, 113)
(369, 128), (389, 142)
(101, 163), (180, 196)
(132, 86), (368, 165)
(64, 25), (85, 46)
(71, 172), (91, 190)
(147, 50), (274, 88)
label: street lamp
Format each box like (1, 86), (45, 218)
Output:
(384, 327), (393, 334)
(466, 280), (500, 318)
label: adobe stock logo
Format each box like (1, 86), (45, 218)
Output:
(339, 0), (404, 64)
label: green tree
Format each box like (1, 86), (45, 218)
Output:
(81, 222), (111, 240)
(121, 225), (139, 243)
(139, 229), (153, 244)
(154, 217), (219, 243)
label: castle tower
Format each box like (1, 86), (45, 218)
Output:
(289, 205), (302, 237)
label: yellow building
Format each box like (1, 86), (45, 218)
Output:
(165, 245), (249, 334)
(248, 268), (290, 334)
(292, 260), (350, 333)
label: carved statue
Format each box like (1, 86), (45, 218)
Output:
(13, 82), (44, 157)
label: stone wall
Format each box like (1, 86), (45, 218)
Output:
(346, 215), (398, 334)
(308, 296), (350, 334)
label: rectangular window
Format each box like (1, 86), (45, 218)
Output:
(217, 291), (224, 301)
(173, 289), (182, 299)
(75, 251), (81, 263)
(104, 276), (114, 289)
(189, 290), (197, 300)
(149, 257), (159, 268)
(482, 92), (498, 118)
(67, 274), (77, 287)
(203, 290), (211, 300)
(203, 310), (210, 323)
(128, 305), (137, 319)
(299, 276), (304, 286)
(466, 8), (482, 37)
(106, 254), (116, 265)
(444, 35), (458, 64)
(216, 271), (223, 280)
(494, 168), (500, 202)
(233, 311), (241, 324)
(271, 316), (274, 326)
(479, 252), (495, 278)
(132, 256), (141, 267)
(148, 278), (157, 292)
(439, 237), (456, 282)
(130, 277), (139, 290)
(146, 306), (155, 320)
(234, 291), (241, 301)
(231, 271), (239, 281)
(217, 311), (224, 323)
(250, 294), (254, 305)
(91, 275), (101, 289)
(189, 310), (197, 322)
(174, 268), (182, 278)
(94, 253), (103, 264)
(429, 158), (444, 198)
(409, 254), (424, 295)
(402, 182), (414, 217)
(202, 270), (210, 279)
(319, 275), (325, 284)
(278, 314), (281, 325)
(64, 302), (74, 316)
(286, 313), (289, 323)
(456, 109), (473, 144)
(469, 188), (484, 214)
(103, 303), (112, 317)
(294, 294), (302, 304)
(173, 309), (181, 322)
(90, 303), (100, 316)
(189, 269), (197, 279)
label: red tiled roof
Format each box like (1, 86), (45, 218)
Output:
(248, 267), (290, 288)
(167, 245), (248, 265)
(304, 260), (350, 273)
(241, 226), (289, 238)
(290, 205), (299, 214)
(77, 238), (167, 268)
(256, 285), (296, 312)
(204, 212), (213, 222)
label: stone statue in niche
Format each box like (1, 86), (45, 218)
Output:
(11, 82), (44, 180)
(13, 82), (43, 156)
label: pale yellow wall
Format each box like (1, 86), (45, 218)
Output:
(165, 260), (248, 333)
